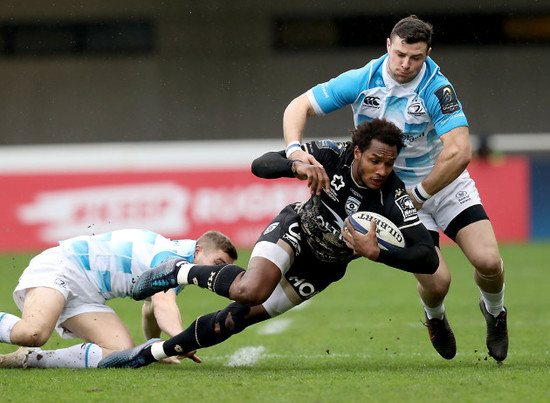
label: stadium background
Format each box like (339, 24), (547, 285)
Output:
(0, 1), (549, 250)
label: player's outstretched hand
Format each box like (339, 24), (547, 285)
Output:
(158, 349), (202, 365)
(159, 356), (182, 364)
(183, 350), (202, 364)
(289, 149), (330, 196)
(341, 218), (380, 261)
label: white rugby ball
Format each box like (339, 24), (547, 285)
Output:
(346, 211), (405, 251)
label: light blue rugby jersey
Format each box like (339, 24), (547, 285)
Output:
(307, 54), (468, 187)
(59, 229), (195, 300)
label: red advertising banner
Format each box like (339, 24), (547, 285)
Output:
(0, 152), (528, 252)
(1, 170), (309, 252)
(465, 155), (529, 242)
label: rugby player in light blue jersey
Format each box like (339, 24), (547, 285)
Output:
(0, 229), (236, 368)
(283, 15), (507, 361)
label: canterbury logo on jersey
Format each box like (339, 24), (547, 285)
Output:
(363, 96), (381, 108)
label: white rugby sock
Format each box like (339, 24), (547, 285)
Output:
(176, 263), (194, 285)
(150, 340), (168, 360)
(26, 343), (103, 368)
(479, 285), (505, 317)
(421, 299), (446, 320)
(0, 312), (21, 344)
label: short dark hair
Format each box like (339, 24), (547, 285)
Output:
(351, 118), (405, 155)
(197, 230), (238, 260)
(390, 15), (433, 49)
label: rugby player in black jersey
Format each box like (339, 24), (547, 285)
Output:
(98, 118), (439, 368)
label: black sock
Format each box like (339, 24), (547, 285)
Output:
(162, 303), (251, 356)
(163, 312), (224, 355)
(187, 264), (245, 298)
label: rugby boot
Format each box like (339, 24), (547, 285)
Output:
(479, 297), (508, 361)
(424, 312), (456, 359)
(98, 338), (162, 369)
(131, 258), (191, 300)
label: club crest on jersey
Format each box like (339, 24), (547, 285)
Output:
(434, 85), (460, 115)
(407, 100), (426, 116)
(331, 174), (345, 191)
(395, 195), (418, 221)
(263, 222), (279, 235)
(345, 196), (361, 216)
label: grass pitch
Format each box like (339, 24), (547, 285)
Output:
(0, 243), (549, 402)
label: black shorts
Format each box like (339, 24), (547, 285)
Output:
(256, 204), (350, 301)
(429, 204), (490, 246)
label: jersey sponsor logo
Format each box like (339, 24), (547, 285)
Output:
(263, 222), (279, 235)
(402, 133), (417, 143)
(345, 196), (361, 216)
(283, 222), (302, 255)
(330, 174), (345, 191)
(363, 96), (381, 109)
(395, 195), (418, 221)
(434, 85), (460, 115)
(455, 190), (471, 204)
(288, 276), (318, 299)
(320, 83), (330, 98)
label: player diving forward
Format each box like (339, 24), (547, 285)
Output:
(97, 118), (439, 369)
(282, 15), (508, 361)
(0, 229), (236, 368)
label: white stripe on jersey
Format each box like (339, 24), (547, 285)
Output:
(59, 229), (195, 299)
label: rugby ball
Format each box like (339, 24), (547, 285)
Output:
(346, 211), (405, 251)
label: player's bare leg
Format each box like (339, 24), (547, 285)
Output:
(1, 311), (135, 369)
(226, 257), (282, 305)
(456, 220), (504, 295)
(62, 312), (135, 354)
(456, 219), (508, 361)
(415, 249), (456, 359)
(0, 287), (103, 369)
(415, 248), (451, 312)
(8, 287), (65, 347)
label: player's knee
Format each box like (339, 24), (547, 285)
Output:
(230, 283), (271, 306)
(419, 279), (450, 300)
(475, 255), (504, 279)
(15, 325), (51, 347)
